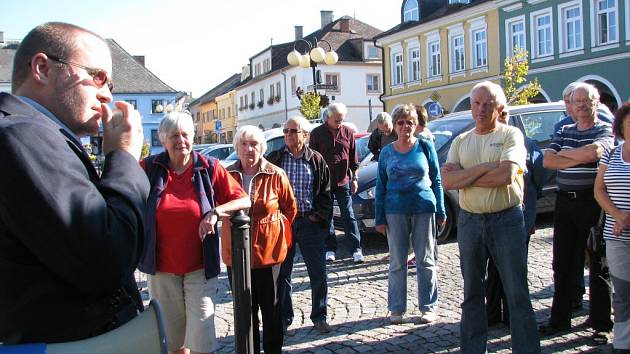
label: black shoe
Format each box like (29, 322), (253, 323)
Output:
(539, 322), (571, 336)
(572, 299), (583, 310)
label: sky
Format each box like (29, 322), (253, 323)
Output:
(1, 0), (402, 97)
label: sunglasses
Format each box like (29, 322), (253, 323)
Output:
(283, 128), (303, 134)
(46, 54), (114, 92)
(395, 120), (415, 127)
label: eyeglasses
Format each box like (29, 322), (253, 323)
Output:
(572, 99), (594, 106)
(46, 54), (113, 92)
(283, 128), (303, 134)
(395, 120), (415, 127)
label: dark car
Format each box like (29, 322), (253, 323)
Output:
(334, 102), (568, 242)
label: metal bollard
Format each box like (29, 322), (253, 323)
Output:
(230, 210), (253, 354)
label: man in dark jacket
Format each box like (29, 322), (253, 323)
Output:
(269, 116), (333, 335)
(0, 22), (148, 344)
(368, 111), (397, 161)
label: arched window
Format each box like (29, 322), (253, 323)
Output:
(403, 0), (419, 22)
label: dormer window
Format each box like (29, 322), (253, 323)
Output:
(403, 0), (419, 22)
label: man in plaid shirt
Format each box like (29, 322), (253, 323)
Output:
(268, 116), (333, 335)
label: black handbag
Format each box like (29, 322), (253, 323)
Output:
(587, 210), (606, 256)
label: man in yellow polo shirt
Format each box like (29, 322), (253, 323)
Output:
(441, 81), (540, 354)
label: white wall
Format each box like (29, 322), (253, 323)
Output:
(236, 64), (383, 132)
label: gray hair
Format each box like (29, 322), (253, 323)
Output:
(571, 82), (600, 101)
(471, 81), (507, 109)
(391, 104), (418, 125)
(158, 111), (195, 145)
(375, 112), (392, 125)
(285, 116), (313, 132)
(562, 82), (582, 98)
(233, 125), (267, 155)
(326, 102), (347, 118)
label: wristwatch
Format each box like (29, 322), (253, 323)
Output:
(210, 208), (220, 217)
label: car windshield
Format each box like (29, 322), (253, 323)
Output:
(427, 117), (473, 152)
(356, 136), (370, 162)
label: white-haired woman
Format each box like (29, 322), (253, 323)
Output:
(221, 125), (297, 354)
(139, 112), (250, 354)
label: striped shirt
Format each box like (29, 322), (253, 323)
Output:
(280, 147), (314, 213)
(600, 144), (630, 242)
(548, 120), (613, 191)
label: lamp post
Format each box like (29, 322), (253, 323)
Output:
(286, 37), (338, 93)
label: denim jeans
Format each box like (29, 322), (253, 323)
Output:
(386, 213), (438, 313)
(458, 205), (540, 354)
(326, 183), (361, 253)
(279, 215), (328, 325)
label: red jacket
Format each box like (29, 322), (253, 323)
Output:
(221, 158), (297, 268)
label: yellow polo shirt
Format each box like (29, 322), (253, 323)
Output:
(446, 124), (526, 214)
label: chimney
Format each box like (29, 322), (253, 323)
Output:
(339, 18), (350, 33)
(132, 55), (145, 66)
(294, 26), (303, 40)
(321, 10), (333, 29)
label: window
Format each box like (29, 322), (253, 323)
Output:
(519, 110), (567, 148)
(450, 34), (465, 73)
(472, 29), (487, 67)
(124, 100), (137, 109)
(506, 17), (526, 56)
(151, 99), (164, 114)
(245, 94), (249, 107)
(290, 75), (296, 96)
(531, 10), (553, 57)
(391, 50), (403, 85)
(595, 0), (618, 45)
(196, 112), (200, 122)
(151, 129), (161, 147)
(251, 92), (255, 105)
(240, 96), (244, 109)
(403, 0), (419, 22)
(269, 84), (275, 99)
(325, 73), (340, 93)
(559, 3), (583, 52)
(227, 107), (231, 117)
(367, 45), (379, 59)
(407, 45), (421, 82)
(263, 58), (271, 73)
(427, 39), (441, 78)
(276, 82), (281, 99)
(259, 88), (264, 102)
(366, 74), (381, 93)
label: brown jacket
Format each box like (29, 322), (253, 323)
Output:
(221, 158), (297, 268)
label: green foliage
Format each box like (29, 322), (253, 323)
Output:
(140, 140), (151, 159)
(501, 48), (542, 106)
(299, 91), (321, 120)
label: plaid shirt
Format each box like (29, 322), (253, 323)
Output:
(281, 147), (314, 213)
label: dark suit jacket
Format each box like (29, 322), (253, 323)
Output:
(0, 93), (149, 344)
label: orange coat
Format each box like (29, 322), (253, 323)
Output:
(221, 158), (297, 268)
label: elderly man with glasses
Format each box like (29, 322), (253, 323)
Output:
(269, 116), (333, 334)
(540, 83), (614, 342)
(0, 22), (147, 343)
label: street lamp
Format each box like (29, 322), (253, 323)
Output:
(286, 37), (338, 93)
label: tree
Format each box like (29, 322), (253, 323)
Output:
(140, 140), (151, 159)
(299, 91), (321, 120)
(501, 48), (542, 105)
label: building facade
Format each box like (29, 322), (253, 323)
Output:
(189, 74), (241, 144)
(235, 13), (384, 132)
(498, 0), (630, 110)
(377, 0), (501, 116)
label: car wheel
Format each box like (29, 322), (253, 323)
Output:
(436, 200), (455, 244)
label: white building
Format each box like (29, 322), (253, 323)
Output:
(235, 12), (384, 132)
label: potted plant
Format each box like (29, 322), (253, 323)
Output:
(274, 95), (281, 103)
(267, 97), (274, 105)
(257, 100), (264, 108)
(249, 103), (255, 110)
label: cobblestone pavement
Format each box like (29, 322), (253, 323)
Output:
(140, 214), (615, 353)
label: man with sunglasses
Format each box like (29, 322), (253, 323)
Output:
(0, 22), (148, 344)
(268, 116), (332, 334)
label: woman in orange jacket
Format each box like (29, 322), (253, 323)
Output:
(221, 125), (297, 354)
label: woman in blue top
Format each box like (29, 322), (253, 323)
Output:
(375, 104), (446, 325)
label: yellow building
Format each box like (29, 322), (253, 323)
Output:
(376, 0), (501, 116)
(189, 74), (241, 144)
(215, 90), (238, 143)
